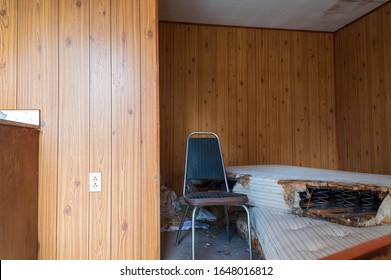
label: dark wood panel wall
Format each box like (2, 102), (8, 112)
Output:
(0, 0), (159, 260)
(335, 3), (391, 175)
(0, 123), (39, 259)
(159, 23), (338, 194)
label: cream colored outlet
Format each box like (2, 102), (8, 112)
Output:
(89, 172), (101, 192)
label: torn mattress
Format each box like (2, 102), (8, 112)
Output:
(227, 165), (391, 227)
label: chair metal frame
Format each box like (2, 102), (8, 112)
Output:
(175, 132), (252, 260)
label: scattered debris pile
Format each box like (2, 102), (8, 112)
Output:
(160, 185), (182, 231)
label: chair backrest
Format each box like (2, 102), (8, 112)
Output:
(183, 132), (229, 196)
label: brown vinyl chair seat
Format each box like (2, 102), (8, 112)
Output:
(185, 192), (249, 206)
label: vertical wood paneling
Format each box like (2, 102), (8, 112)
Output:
(291, 32), (309, 167)
(140, 0), (159, 259)
(335, 2), (391, 175)
(172, 24), (186, 189)
(17, 0), (59, 260)
(255, 29), (268, 165)
(159, 23), (337, 194)
(3, 0), (159, 260)
(159, 23), (173, 190)
(0, 0), (17, 108)
(111, 0), (141, 260)
(216, 28), (229, 161)
(185, 26), (200, 136)
(308, 34), (320, 167)
(235, 28), (248, 165)
(278, 31), (293, 166)
(184, 25), (199, 139)
(89, 0), (111, 260)
(199, 26), (218, 133)
(57, 0), (89, 259)
(245, 29), (257, 165)
(383, 4), (391, 173)
(266, 30), (281, 164)
(356, 20), (371, 172)
(319, 34), (336, 168)
(227, 28), (237, 165)
(368, 12), (389, 173)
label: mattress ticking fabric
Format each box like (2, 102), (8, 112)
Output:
(251, 206), (391, 260)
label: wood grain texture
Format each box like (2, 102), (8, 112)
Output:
(140, 0), (160, 260)
(111, 0), (141, 260)
(89, 0), (111, 260)
(159, 23), (338, 194)
(2, 0), (159, 260)
(0, 124), (39, 259)
(57, 0), (90, 259)
(0, 0), (17, 108)
(17, 0), (59, 260)
(335, 2), (391, 176)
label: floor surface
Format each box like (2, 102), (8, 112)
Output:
(160, 224), (262, 260)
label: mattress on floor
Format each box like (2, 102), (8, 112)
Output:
(251, 206), (391, 260)
(227, 165), (391, 226)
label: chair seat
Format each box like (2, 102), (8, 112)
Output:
(185, 191), (248, 206)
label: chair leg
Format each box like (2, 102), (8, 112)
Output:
(175, 205), (190, 246)
(241, 205), (252, 260)
(224, 205), (230, 241)
(191, 206), (199, 260)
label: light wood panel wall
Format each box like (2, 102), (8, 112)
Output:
(159, 23), (338, 194)
(140, 0), (160, 259)
(0, 0), (17, 108)
(0, 0), (159, 260)
(89, 0), (111, 260)
(335, 2), (391, 175)
(17, 0), (59, 259)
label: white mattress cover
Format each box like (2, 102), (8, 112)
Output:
(251, 206), (391, 259)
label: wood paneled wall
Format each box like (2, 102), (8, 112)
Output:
(0, 122), (39, 259)
(0, 0), (159, 260)
(335, 3), (391, 175)
(159, 23), (338, 194)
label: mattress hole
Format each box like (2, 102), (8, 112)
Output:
(298, 186), (387, 227)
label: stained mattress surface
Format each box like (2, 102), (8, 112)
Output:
(251, 206), (391, 259)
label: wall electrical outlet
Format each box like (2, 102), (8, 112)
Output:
(89, 172), (101, 192)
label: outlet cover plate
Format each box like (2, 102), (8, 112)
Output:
(89, 172), (101, 192)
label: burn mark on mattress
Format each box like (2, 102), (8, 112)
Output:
(227, 172), (252, 189)
(279, 180), (391, 227)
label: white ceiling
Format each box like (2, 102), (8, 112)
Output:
(159, 0), (390, 32)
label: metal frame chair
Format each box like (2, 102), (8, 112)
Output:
(175, 132), (252, 260)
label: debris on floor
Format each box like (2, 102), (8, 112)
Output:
(196, 208), (217, 222)
(160, 185), (182, 231)
(235, 213), (265, 259)
(169, 220), (210, 231)
(161, 224), (263, 260)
